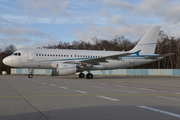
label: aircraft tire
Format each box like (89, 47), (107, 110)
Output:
(86, 73), (93, 79)
(79, 73), (85, 78)
(28, 74), (33, 78)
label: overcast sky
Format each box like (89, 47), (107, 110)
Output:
(0, 0), (180, 50)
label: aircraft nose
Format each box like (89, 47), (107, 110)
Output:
(3, 57), (12, 66)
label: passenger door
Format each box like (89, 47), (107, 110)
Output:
(28, 50), (34, 61)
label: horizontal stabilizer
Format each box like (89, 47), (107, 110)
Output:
(145, 53), (175, 59)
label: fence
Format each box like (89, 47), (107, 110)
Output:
(10, 68), (180, 77)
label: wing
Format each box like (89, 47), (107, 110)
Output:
(64, 50), (140, 67)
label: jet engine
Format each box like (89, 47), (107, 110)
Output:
(57, 63), (77, 76)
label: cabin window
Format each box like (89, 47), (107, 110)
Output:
(36, 54), (38, 56)
(71, 55), (72, 57)
(39, 54), (41, 56)
(18, 53), (21, 56)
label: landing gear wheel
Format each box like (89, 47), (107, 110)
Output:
(86, 73), (93, 79)
(79, 73), (85, 78)
(28, 74), (33, 78)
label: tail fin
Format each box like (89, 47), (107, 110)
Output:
(130, 26), (160, 54)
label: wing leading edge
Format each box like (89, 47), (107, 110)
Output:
(64, 50), (141, 67)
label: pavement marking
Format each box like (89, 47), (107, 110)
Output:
(138, 106), (180, 118)
(117, 84), (180, 94)
(139, 88), (157, 92)
(157, 96), (180, 101)
(36, 81), (40, 83)
(117, 85), (128, 88)
(49, 84), (56, 87)
(114, 89), (139, 94)
(91, 85), (105, 89)
(42, 82), (47, 84)
(59, 86), (69, 89)
(173, 92), (180, 94)
(74, 90), (88, 94)
(97, 96), (120, 101)
(1, 93), (180, 99)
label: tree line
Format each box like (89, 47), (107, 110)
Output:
(0, 45), (16, 74)
(0, 31), (179, 74)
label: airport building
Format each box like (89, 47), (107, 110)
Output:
(10, 68), (180, 77)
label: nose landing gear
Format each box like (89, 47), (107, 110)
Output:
(28, 74), (33, 78)
(28, 68), (34, 78)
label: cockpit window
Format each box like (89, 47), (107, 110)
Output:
(14, 53), (17, 56)
(13, 52), (21, 56)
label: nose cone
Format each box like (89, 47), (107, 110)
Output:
(3, 56), (20, 67)
(3, 56), (17, 67)
(3, 57), (10, 66)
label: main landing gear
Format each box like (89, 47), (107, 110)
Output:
(79, 72), (93, 79)
(28, 68), (34, 78)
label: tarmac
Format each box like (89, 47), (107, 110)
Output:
(0, 75), (180, 120)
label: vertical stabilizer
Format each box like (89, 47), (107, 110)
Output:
(131, 26), (160, 54)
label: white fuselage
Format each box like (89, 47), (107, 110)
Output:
(3, 49), (162, 71)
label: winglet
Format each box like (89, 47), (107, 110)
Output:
(134, 50), (141, 56)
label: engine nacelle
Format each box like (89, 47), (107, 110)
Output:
(57, 64), (77, 76)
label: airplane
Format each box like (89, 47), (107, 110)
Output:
(2, 26), (174, 79)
